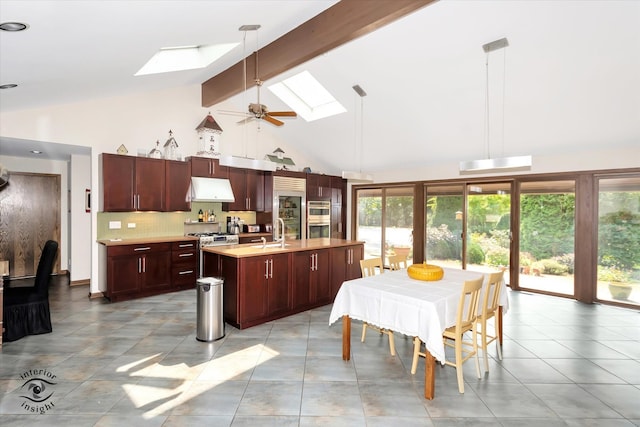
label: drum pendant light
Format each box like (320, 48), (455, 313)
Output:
(460, 37), (532, 173)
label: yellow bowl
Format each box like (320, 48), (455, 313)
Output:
(407, 263), (444, 281)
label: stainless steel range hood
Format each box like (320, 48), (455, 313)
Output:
(187, 177), (235, 203)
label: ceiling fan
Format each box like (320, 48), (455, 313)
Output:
(221, 25), (297, 127)
(240, 80), (297, 127)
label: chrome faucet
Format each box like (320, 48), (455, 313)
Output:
(277, 217), (286, 248)
(260, 236), (267, 249)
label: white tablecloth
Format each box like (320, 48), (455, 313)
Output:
(329, 267), (509, 362)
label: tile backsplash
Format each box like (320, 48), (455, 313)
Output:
(97, 202), (257, 240)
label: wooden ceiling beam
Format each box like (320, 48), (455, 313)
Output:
(201, 0), (436, 107)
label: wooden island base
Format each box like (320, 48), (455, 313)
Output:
(202, 238), (364, 330)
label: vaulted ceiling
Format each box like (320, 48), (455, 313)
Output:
(1, 1), (638, 175)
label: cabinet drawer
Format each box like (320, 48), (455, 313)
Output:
(171, 240), (197, 251)
(172, 266), (197, 287)
(172, 250), (197, 263)
(107, 242), (170, 256)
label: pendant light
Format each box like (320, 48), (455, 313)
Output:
(342, 84), (373, 182)
(460, 37), (532, 173)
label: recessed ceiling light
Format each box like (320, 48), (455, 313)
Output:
(30, 150), (42, 154)
(0, 84), (18, 89)
(0, 22), (29, 31)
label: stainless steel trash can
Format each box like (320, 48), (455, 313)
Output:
(196, 277), (225, 342)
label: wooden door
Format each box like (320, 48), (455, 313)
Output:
(292, 251), (312, 309)
(140, 250), (172, 291)
(240, 256), (269, 322)
(106, 253), (140, 299)
(313, 249), (331, 304)
(268, 253), (290, 315)
(225, 168), (247, 211)
(102, 153), (135, 211)
(135, 157), (165, 211)
(165, 160), (191, 211)
(0, 172), (61, 278)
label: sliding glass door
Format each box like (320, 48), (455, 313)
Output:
(597, 176), (640, 307)
(465, 182), (512, 277)
(518, 180), (576, 296)
(356, 186), (414, 267)
(425, 184), (464, 268)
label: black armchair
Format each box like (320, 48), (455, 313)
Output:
(3, 240), (58, 342)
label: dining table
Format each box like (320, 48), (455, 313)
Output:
(329, 266), (509, 399)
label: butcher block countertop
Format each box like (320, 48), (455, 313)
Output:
(97, 235), (199, 246)
(202, 238), (363, 258)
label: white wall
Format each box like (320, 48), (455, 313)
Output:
(0, 154), (69, 272)
(70, 153), (92, 282)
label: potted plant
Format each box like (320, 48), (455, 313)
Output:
(598, 266), (633, 300)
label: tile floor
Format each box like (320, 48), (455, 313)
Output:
(1, 276), (639, 426)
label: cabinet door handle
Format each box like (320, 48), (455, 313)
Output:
(137, 194), (140, 210)
(269, 259), (273, 278)
(142, 256), (146, 273)
(179, 243), (194, 248)
(179, 253), (193, 257)
(179, 270), (193, 275)
(138, 257), (142, 273)
(134, 247), (151, 251)
(265, 259), (269, 279)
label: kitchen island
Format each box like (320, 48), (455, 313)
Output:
(202, 238), (363, 329)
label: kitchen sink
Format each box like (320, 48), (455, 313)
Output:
(250, 243), (290, 248)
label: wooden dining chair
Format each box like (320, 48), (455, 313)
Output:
(475, 270), (504, 372)
(359, 257), (396, 356)
(387, 254), (408, 271)
(411, 276), (483, 393)
(360, 257), (384, 277)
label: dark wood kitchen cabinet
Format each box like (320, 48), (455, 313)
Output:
(189, 156), (227, 178)
(223, 168), (263, 211)
(329, 244), (363, 299)
(165, 160), (191, 211)
(101, 153), (165, 212)
(239, 253), (289, 325)
(306, 173), (332, 201)
(171, 240), (198, 289)
(292, 249), (331, 310)
(104, 242), (171, 302)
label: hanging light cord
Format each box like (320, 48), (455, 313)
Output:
(501, 46), (507, 158)
(360, 94), (365, 173)
(485, 52), (491, 160)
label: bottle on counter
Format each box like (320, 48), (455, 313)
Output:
(198, 209), (203, 222)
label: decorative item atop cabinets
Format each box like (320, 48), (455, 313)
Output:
(265, 147), (297, 171)
(149, 140), (163, 159)
(163, 129), (180, 160)
(196, 113), (222, 158)
(117, 144), (128, 155)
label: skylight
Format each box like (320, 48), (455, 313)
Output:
(268, 71), (346, 121)
(135, 43), (238, 76)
